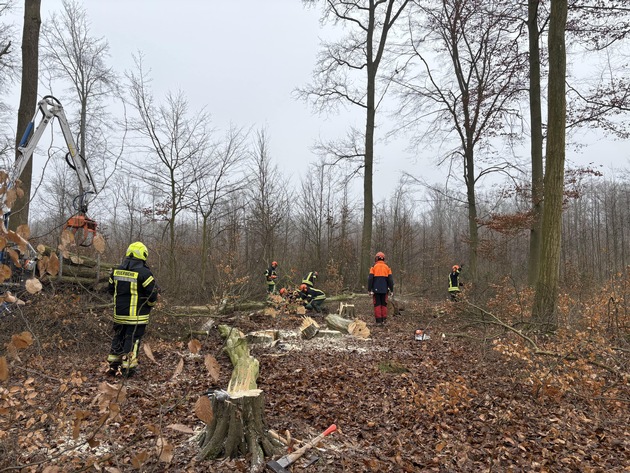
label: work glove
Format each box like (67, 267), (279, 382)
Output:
(368, 291), (374, 296)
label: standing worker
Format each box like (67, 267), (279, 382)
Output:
(368, 251), (394, 326)
(107, 242), (159, 377)
(301, 270), (318, 287)
(448, 264), (463, 301)
(299, 283), (327, 313)
(265, 261), (279, 294)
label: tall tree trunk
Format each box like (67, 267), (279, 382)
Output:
(360, 6), (377, 290)
(464, 147), (478, 283)
(527, 0), (544, 286)
(360, 102), (375, 289)
(532, 0), (568, 330)
(11, 0), (41, 231)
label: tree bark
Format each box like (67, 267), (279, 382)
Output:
(532, 0), (568, 330)
(11, 0), (41, 231)
(197, 325), (278, 471)
(527, 0), (544, 286)
(324, 313), (370, 338)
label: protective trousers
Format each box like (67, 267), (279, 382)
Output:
(108, 323), (146, 374)
(372, 293), (388, 324)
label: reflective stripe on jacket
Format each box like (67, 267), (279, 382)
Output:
(448, 270), (461, 292)
(108, 257), (158, 324)
(302, 271), (317, 287)
(303, 287), (326, 302)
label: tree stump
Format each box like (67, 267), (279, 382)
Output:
(338, 303), (356, 318)
(388, 298), (404, 315)
(197, 325), (280, 471)
(300, 316), (320, 339)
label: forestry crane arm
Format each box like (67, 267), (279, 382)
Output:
(5, 95), (98, 245)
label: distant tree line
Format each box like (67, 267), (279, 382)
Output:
(0, 0), (629, 313)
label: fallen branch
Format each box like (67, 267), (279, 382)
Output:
(462, 301), (625, 377)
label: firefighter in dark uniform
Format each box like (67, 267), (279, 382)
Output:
(368, 251), (394, 325)
(448, 265), (463, 301)
(301, 271), (318, 288)
(299, 283), (326, 313)
(107, 242), (159, 377)
(265, 261), (278, 294)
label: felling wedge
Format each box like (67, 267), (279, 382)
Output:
(266, 424), (337, 473)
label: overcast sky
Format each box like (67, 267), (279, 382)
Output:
(5, 0), (630, 205)
(4, 0), (425, 203)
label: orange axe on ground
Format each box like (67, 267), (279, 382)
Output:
(266, 424), (337, 473)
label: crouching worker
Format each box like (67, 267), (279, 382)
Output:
(299, 283), (326, 314)
(107, 241), (159, 378)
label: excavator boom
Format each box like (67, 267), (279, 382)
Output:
(4, 95), (98, 245)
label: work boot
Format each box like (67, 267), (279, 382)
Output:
(121, 367), (137, 378)
(106, 364), (120, 377)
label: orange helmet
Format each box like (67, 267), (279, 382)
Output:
(279, 288), (287, 296)
(271, 261), (278, 267)
(300, 284), (308, 292)
(452, 265), (460, 271)
(375, 251), (385, 261)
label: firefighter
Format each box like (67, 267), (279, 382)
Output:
(448, 264), (464, 301)
(265, 261), (278, 294)
(107, 242), (159, 377)
(299, 283), (326, 313)
(301, 271), (318, 288)
(368, 251), (394, 325)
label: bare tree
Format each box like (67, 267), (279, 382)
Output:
(531, 0), (568, 329)
(395, 0), (528, 283)
(0, 1), (18, 117)
(38, 0), (119, 227)
(190, 125), (249, 289)
(247, 128), (290, 282)
(299, 0), (411, 288)
(11, 0), (40, 230)
(126, 55), (211, 282)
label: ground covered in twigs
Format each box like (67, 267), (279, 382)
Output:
(0, 288), (628, 472)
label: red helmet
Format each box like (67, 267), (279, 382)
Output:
(279, 288), (287, 296)
(375, 251), (385, 261)
(271, 261), (278, 267)
(452, 265), (460, 271)
(300, 284), (308, 292)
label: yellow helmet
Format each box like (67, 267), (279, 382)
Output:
(126, 241), (148, 261)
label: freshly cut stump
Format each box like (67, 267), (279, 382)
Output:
(197, 325), (281, 471)
(300, 316), (320, 339)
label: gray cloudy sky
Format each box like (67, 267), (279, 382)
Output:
(6, 0), (629, 204)
(6, 0), (422, 203)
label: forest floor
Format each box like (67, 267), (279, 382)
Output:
(0, 287), (628, 472)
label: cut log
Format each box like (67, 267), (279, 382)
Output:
(300, 317), (320, 340)
(197, 325), (278, 471)
(324, 313), (352, 332)
(246, 330), (278, 345)
(347, 320), (370, 339)
(324, 313), (370, 338)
